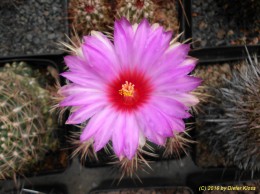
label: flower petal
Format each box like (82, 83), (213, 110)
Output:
(61, 72), (105, 89)
(150, 96), (191, 118)
(151, 43), (190, 77)
(59, 92), (103, 107)
(84, 31), (120, 72)
(136, 110), (166, 145)
(82, 44), (117, 80)
(66, 102), (106, 124)
(93, 109), (117, 152)
(112, 113), (126, 158)
(156, 76), (202, 92)
(58, 84), (101, 97)
(132, 19), (151, 69)
(164, 92), (200, 107)
(139, 27), (172, 72)
(123, 113), (139, 159)
(64, 55), (89, 73)
(80, 107), (112, 142)
(114, 18), (134, 68)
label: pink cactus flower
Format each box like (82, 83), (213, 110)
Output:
(59, 18), (201, 160)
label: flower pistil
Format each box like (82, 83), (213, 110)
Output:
(119, 81), (135, 97)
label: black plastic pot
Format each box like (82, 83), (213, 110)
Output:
(3, 184), (68, 194)
(89, 178), (194, 194)
(0, 58), (71, 178)
(90, 186), (193, 194)
(182, 0), (260, 62)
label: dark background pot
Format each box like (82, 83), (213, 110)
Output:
(89, 178), (194, 194)
(3, 184), (68, 194)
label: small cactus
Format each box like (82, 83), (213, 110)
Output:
(116, 0), (155, 23)
(196, 56), (260, 171)
(116, 0), (179, 32)
(68, 0), (114, 37)
(0, 62), (58, 179)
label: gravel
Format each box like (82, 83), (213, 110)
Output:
(0, 0), (67, 57)
(192, 0), (260, 48)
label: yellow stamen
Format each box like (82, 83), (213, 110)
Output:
(119, 81), (135, 97)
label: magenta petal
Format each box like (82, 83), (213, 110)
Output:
(93, 110), (117, 152)
(123, 114), (139, 159)
(156, 76), (202, 92)
(155, 58), (197, 80)
(114, 18), (134, 68)
(139, 28), (172, 72)
(165, 44), (190, 65)
(66, 102), (105, 124)
(64, 55), (89, 73)
(80, 108), (111, 142)
(151, 96), (191, 119)
(132, 19), (150, 67)
(169, 118), (186, 133)
(170, 92), (200, 107)
(83, 32), (120, 73)
(59, 84), (100, 97)
(142, 105), (173, 137)
(112, 113), (126, 157)
(61, 72), (105, 89)
(59, 92), (103, 107)
(82, 45), (116, 80)
(136, 111), (166, 145)
(152, 44), (190, 77)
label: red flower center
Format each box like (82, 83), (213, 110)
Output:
(85, 5), (94, 13)
(135, 0), (144, 9)
(107, 69), (153, 112)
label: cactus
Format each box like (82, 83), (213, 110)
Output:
(0, 62), (58, 179)
(68, 0), (114, 37)
(196, 56), (260, 171)
(116, 0), (155, 23)
(116, 0), (179, 32)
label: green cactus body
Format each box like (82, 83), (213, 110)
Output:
(0, 62), (58, 179)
